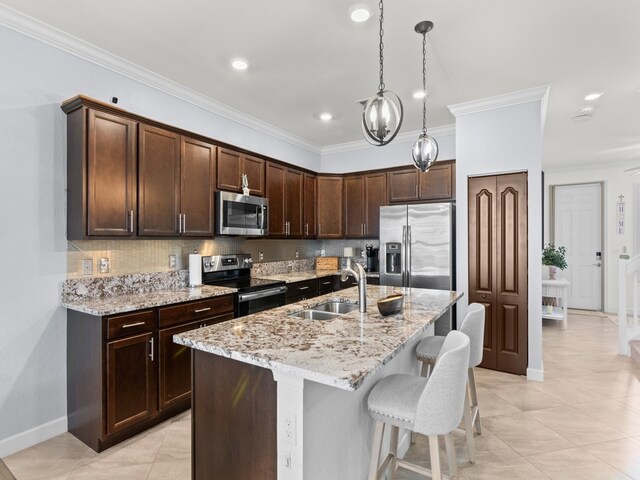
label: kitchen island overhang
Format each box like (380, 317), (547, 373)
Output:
(175, 285), (462, 480)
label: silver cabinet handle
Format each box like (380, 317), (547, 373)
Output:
(182, 214), (186, 233)
(177, 214), (182, 234)
(194, 307), (211, 313)
(305, 223), (309, 236)
(122, 321), (146, 329)
(129, 210), (134, 233)
(149, 337), (154, 361)
(298, 286), (309, 290)
(321, 281), (331, 285)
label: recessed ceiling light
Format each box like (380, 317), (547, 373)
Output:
(579, 105), (595, 114)
(584, 91), (603, 101)
(319, 112), (333, 121)
(412, 89), (427, 99)
(231, 58), (248, 71)
(349, 4), (371, 23)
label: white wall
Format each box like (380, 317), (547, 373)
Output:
(452, 92), (546, 381)
(544, 165), (636, 313)
(320, 128), (455, 174)
(0, 24), (321, 457)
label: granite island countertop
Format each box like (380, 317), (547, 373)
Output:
(62, 285), (237, 316)
(174, 285), (461, 391)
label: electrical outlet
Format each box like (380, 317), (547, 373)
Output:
(169, 254), (176, 269)
(295, 250), (299, 259)
(320, 249), (326, 257)
(99, 257), (110, 274)
(259, 251), (264, 261)
(283, 410), (296, 445)
(82, 258), (93, 275)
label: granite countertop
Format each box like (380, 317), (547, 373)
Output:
(259, 269), (379, 283)
(174, 285), (461, 391)
(62, 285), (237, 316)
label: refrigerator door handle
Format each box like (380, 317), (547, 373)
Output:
(407, 225), (412, 287)
(402, 225), (407, 286)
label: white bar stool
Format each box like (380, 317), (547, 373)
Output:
(415, 303), (485, 464)
(367, 331), (470, 480)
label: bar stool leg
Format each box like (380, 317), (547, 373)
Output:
(368, 421), (385, 480)
(468, 368), (482, 435)
(463, 388), (476, 464)
(389, 425), (399, 478)
(428, 435), (442, 480)
(444, 432), (458, 479)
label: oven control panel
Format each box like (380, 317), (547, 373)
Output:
(202, 254), (252, 273)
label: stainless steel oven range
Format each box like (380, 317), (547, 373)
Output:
(202, 254), (287, 317)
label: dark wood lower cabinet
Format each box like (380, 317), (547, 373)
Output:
(67, 294), (235, 452)
(192, 350), (277, 480)
(106, 332), (156, 435)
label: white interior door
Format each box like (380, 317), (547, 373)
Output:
(553, 183), (602, 310)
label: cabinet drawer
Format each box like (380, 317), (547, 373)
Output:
(285, 279), (319, 300)
(158, 295), (234, 328)
(318, 276), (338, 293)
(107, 310), (155, 340)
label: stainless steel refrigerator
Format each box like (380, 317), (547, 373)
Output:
(379, 203), (456, 334)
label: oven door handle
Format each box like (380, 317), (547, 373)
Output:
(237, 286), (288, 302)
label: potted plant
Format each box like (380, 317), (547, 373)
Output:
(542, 243), (567, 280)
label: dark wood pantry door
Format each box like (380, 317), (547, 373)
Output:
(468, 172), (528, 375)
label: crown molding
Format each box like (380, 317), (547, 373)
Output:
(321, 124), (456, 156)
(448, 85), (550, 118)
(0, 4), (322, 155)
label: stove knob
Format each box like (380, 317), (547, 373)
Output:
(204, 262), (210, 268)
(247, 258), (253, 264)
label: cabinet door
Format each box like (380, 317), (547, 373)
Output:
(241, 154), (266, 197)
(317, 176), (344, 238)
(266, 162), (286, 236)
(364, 173), (387, 238)
(344, 176), (365, 238)
(303, 174), (317, 238)
(285, 168), (304, 237)
(387, 169), (419, 203)
(106, 332), (155, 435)
(217, 148), (242, 192)
(181, 137), (217, 236)
(87, 109), (137, 236)
(138, 124), (181, 236)
(420, 162), (455, 201)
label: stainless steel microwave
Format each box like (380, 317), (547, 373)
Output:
(215, 191), (268, 236)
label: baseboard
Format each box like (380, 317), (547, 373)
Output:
(527, 367), (544, 382)
(0, 416), (67, 458)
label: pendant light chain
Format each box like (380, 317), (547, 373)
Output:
(378, 0), (385, 92)
(422, 32), (427, 134)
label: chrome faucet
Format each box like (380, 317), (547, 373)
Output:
(341, 257), (367, 313)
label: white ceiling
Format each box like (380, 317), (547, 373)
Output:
(3, 0), (640, 169)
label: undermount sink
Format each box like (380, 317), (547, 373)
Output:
(288, 310), (341, 321)
(311, 301), (359, 314)
(288, 301), (359, 321)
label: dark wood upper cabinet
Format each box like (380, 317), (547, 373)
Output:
(180, 137), (217, 236)
(138, 125), (216, 237)
(344, 173), (387, 238)
(317, 176), (344, 238)
(388, 161), (455, 204)
(303, 174), (317, 238)
(420, 162), (456, 201)
(265, 162), (286, 236)
(66, 107), (137, 239)
(265, 162), (303, 237)
(138, 125), (181, 236)
(344, 176), (365, 238)
(364, 172), (387, 237)
(286, 169), (304, 237)
(217, 148), (265, 196)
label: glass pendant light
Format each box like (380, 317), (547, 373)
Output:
(361, 0), (403, 146)
(412, 20), (439, 172)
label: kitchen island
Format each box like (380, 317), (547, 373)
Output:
(174, 285), (462, 480)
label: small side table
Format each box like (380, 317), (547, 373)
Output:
(542, 278), (570, 330)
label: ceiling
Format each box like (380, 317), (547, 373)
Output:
(3, 0), (640, 169)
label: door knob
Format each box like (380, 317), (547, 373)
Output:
(593, 263), (601, 267)
(482, 294), (486, 299)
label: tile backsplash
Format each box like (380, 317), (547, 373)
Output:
(67, 237), (378, 279)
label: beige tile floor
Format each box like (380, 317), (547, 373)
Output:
(3, 311), (640, 479)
